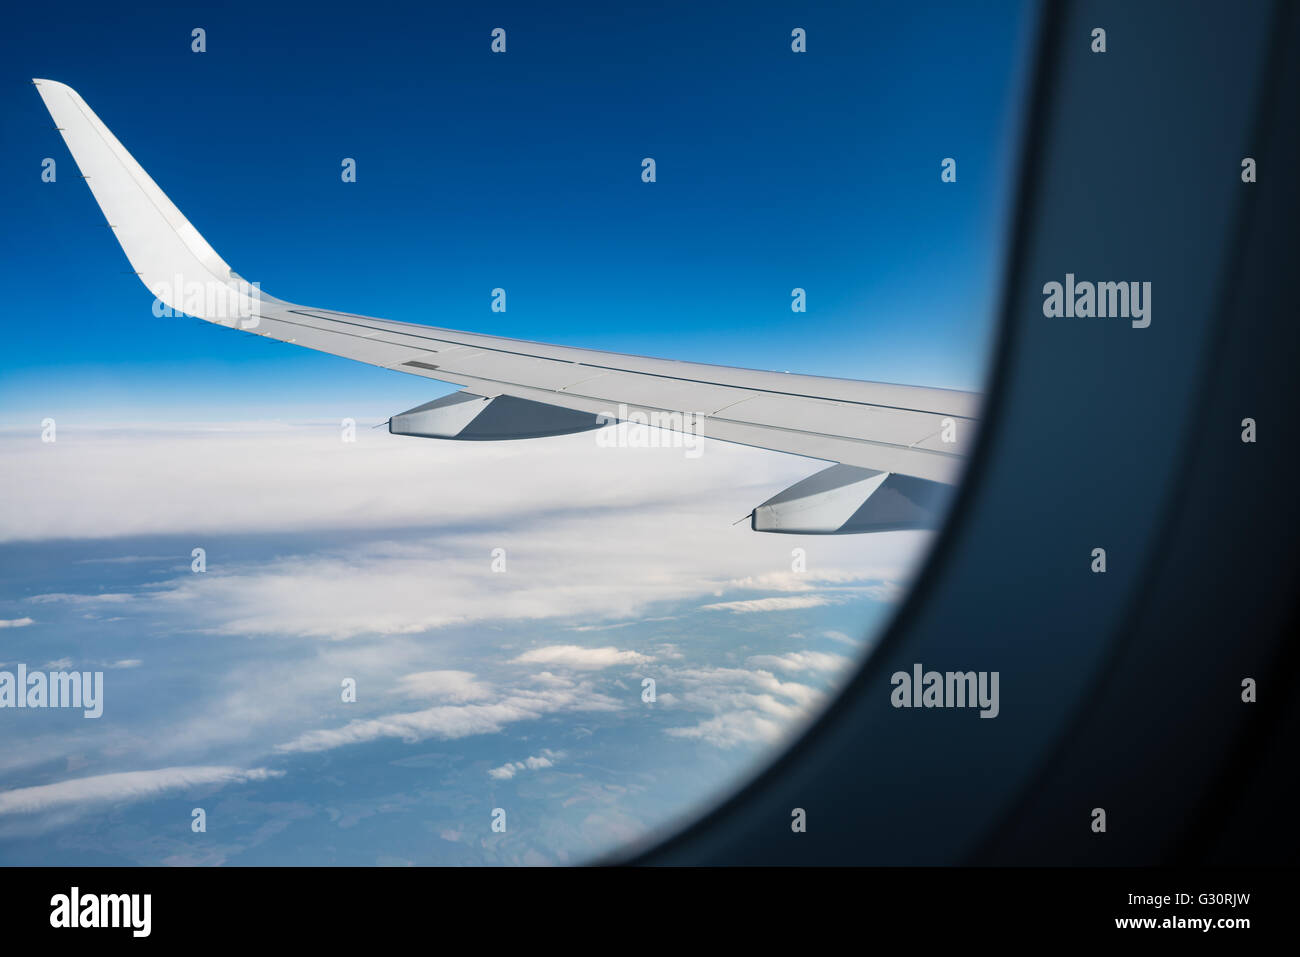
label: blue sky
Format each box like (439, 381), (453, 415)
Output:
(1, 0), (1025, 424)
(0, 1), (1028, 865)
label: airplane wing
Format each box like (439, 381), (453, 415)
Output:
(33, 78), (980, 533)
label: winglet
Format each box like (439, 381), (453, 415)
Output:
(33, 79), (267, 324)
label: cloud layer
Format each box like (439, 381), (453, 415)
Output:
(0, 767), (283, 816)
(0, 422), (934, 863)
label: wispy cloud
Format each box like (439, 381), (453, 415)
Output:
(488, 749), (562, 780)
(0, 766), (283, 816)
(0, 424), (932, 858)
(701, 595), (836, 614)
(0, 425), (813, 543)
(276, 674), (619, 754)
(4, 426), (926, 644)
(27, 593), (133, 605)
(663, 666), (826, 749)
(511, 645), (651, 670)
(746, 651), (849, 674)
(0, 618), (34, 629)
(822, 629), (860, 645)
(395, 670), (492, 702)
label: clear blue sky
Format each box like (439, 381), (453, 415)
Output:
(0, 0), (1026, 425)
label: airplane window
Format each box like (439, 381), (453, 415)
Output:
(0, 1), (1029, 865)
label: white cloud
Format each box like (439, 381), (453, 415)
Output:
(0, 766), (283, 816)
(700, 595), (836, 614)
(395, 670), (492, 702)
(862, 581), (904, 603)
(0, 424), (814, 543)
(511, 645), (651, 671)
(822, 629), (859, 645)
(662, 666), (826, 749)
(0, 618), (34, 629)
(721, 569), (902, 593)
(276, 677), (618, 754)
(3, 425), (928, 643)
(488, 749), (561, 780)
(44, 531), (909, 641)
(746, 651), (849, 674)
(0, 423), (935, 847)
(527, 671), (573, 688)
(75, 555), (173, 565)
(27, 593), (133, 605)
(664, 711), (786, 749)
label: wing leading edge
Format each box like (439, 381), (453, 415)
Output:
(34, 78), (980, 531)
